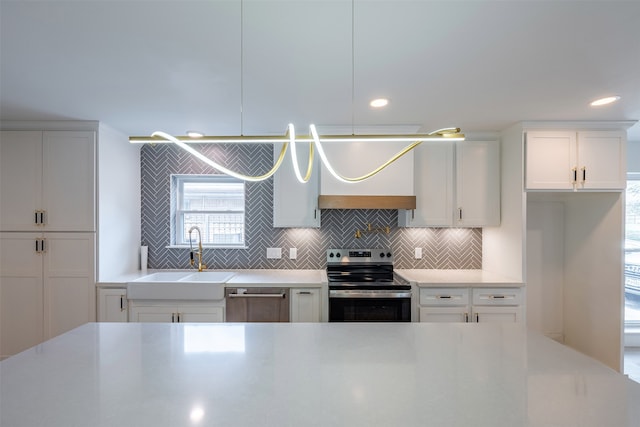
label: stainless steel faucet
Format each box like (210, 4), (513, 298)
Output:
(188, 225), (207, 272)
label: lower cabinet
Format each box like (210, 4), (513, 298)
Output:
(97, 287), (128, 322)
(290, 288), (321, 322)
(418, 287), (523, 323)
(0, 232), (95, 359)
(128, 301), (224, 323)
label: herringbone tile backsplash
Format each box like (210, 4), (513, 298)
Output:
(141, 144), (482, 270)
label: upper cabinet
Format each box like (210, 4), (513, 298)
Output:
(1, 131), (96, 232)
(273, 142), (320, 228)
(399, 140), (500, 227)
(525, 130), (626, 191)
(398, 142), (453, 226)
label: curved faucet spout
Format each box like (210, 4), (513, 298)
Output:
(187, 226), (206, 271)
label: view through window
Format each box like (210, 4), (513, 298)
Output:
(173, 175), (245, 247)
(626, 177), (640, 324)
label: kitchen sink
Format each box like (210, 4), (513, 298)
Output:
(127, 271), (236, 300)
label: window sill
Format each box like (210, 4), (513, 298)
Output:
(625, 326), (640, 347)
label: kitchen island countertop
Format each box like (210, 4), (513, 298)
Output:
(1, 322), (638, 427)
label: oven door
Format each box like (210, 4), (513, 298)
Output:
(329, 289), (411, 322)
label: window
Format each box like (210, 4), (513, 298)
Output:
(173, 175), (245, 247)
(625, 174), (640, 325)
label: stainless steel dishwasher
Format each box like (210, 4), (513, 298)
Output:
(225, 288), (290, 322)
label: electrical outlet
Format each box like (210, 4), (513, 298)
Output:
(289, 248), (297, 259)
(415, 247), (423, 259)
(266, 248), (282, 259)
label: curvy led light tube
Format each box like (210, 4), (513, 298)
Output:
(139, 125), (465, 183)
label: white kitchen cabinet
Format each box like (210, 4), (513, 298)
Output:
(418, 286), (522, 324)
(398, 142), (454, 227)
(290, 288), (322, 322)
(525, 130), (625, 191)
(97, 287), (128, 322)
(419, 306), (469, 323)
(273, 142), (320, 228)
(0, 233), (44, 359)
(0, 130), (96, 232)
(0, 232), (95, 358)
(399, 140), (500, 227)
(129, 301), (224, 323)
(456, 140), (501, 226)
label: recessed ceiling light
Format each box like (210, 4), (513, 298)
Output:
(369, 98), (389, 108)
(186, 130), (204, 138)
(590, 96), (621, 107)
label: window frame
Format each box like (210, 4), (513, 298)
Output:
(172, 174), (246, 248)
(625, 172), (640, 326)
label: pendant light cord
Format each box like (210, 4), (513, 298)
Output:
(240, 0), (244, 136)
(351, 0), (355, 136)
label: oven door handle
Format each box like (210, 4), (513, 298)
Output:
(329, 290), (411, 299)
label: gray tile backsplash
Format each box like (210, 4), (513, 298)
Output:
(141, 144), (482, 269)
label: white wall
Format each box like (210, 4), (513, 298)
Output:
(97, 124), (140, 281)
(483, 124), (525, 281)
(564, 192), (624, 371)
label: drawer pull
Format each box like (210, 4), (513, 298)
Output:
(436, 295), (452, 299)
(489, 295), (506, 299)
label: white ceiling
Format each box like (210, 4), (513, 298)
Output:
(1, 0), (639, 140)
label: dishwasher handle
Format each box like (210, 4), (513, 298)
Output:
(228, 292), (286, 298)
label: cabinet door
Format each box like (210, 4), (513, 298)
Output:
(273, 142), (320, 228)
(0, 233), (44, 359)
(577, 131), (625, 190)
(456, 140), (500, 226)
(290, 288), (321, 322)
(525, 131), (576, 190)
(471, 306), (522, 323)
(42, 131), (96, 231)
(419, 306), (469, 323)
(97, 288), (128, 322)
(0, 131), (43, 231)
(43, 233), (95, 339)
(179, 305), (224, 323)
(129, 305), (176, 322)
(399, 142), (454, 227)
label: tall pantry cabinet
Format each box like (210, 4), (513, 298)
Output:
(0, 129), (96, 359)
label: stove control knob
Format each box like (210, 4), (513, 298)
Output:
(336, 252), (341, 258)
(329, 252), (334, 258)
(386, 252), (392, 258)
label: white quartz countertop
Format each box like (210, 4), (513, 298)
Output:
(226, 269), (326, 285)
(396, 269), (524, 287)
(99, 269), (327, 287)
(2, 323), (638, 427)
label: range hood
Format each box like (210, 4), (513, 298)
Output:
(318, 195), (416, 210)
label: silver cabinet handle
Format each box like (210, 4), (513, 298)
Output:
(464, 313), (469, 323)
(229, 293), (286, 298)
(297, 291), (312, 295)
(436, 295), (452, 299)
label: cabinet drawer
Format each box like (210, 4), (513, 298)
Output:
(419, 287), (469, 306)
(472, 288), (522, 305)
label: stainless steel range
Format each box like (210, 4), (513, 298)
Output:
(327, 248), (411, 322)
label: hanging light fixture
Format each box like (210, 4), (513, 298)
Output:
(129, 0), (464, 183)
